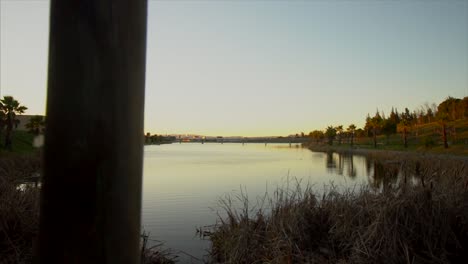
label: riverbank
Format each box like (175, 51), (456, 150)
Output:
(305, 143), (468, 160)
(209, 154), (468, 263)
(2, 149), (467, 263)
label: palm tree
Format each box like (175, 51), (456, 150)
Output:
(0, 96), (28, 150)
(336, 125), (343, 145)
(325, 126), (336, 145)
(26, 115), (45, 135)
(347, 124), (356, 147)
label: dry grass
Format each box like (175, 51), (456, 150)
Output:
(0, 154), (41, 263)
(209, 155), (468, 264)
(0, 153), (41, 183)
(141, 231), (177, 264)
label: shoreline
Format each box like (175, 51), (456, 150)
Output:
(210, 151), (468, 263)
(305, 143), (468, 161)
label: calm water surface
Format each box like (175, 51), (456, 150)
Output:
(142, 143), (370, 262)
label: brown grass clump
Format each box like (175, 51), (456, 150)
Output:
(209, 156), (468, 263)
(0, 154), (41, 263)
(0, 153), (41, 183)
(141, 232), (177, 264)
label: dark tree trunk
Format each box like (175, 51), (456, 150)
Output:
(373, 127), (377, 148)
(403, 128), (408, 148)
(442, 123), (448, 148)
(38, 1), (148, 263)
(4, 114), (13, 151)
(4, 129), (12, 150)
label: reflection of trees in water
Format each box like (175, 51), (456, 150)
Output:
(344, 154), (356, 178)
(366, 158), (372, 177)
(322, 151), (463, 192)
(364, 157), (439, 191)
(369, 161), (400, 192)
(369, 159), (436, 191)
(337, 154), (344, 175)
(326, 152), (357, 178)
(323, 152), (403, 189)
(326, 152), (337, 173)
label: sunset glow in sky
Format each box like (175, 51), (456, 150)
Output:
(1, 0), (467, 136)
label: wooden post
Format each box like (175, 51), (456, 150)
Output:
(39, 1), (148, 263)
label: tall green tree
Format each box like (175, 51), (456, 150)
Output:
(370, 111), (383, 148)
(336, 125), (343, 145)
(347, 124), (356, 147)
(438, 96), (462, 121)
(0, 96), (28, 150)
(26, 115), (45, 135)
(436, 99), (453, 149)
(309, 130), (324, 144)
(325, 126), (336, 146)
(463, 97), (468, 120)
(364, 114), (372, 137)
(403, 108), (414, 125)
(381, 118), (395, 144)
(397, 114), (411, 148)
(388, 107), (400, 126)
(426, 108), (434, 123)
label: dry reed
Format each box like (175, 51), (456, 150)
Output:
(0, 154), (41, 263)
(210, 155), (468, 264)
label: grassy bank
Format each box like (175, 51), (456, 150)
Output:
(306, 144), (468, 161)
(306, 119), (468, 156)
(0, 131), (37, 154)
(0, 154), (176, 263)
(209, 154), (468, 263)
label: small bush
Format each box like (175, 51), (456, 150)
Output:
(423, 136), (436, 148)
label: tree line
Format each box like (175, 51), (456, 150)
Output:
(0, 96), (45, 151)
(144, 133), (176, 145)
(309, 96), (468, 149)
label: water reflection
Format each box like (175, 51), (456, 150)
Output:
(325, 152), (357, 178)
(346, 154), (356, 178)
(141, 144), (437, 260)
(325, 152), (336, 171)
(369, 160), (400, 192)
(323, 151), (424, 191)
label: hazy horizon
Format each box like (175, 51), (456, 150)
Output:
(1, 0), (467, 136)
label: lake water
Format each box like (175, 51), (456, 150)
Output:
(142, 143), (371, 262)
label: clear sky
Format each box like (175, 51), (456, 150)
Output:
(1, 0), (467, 136)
